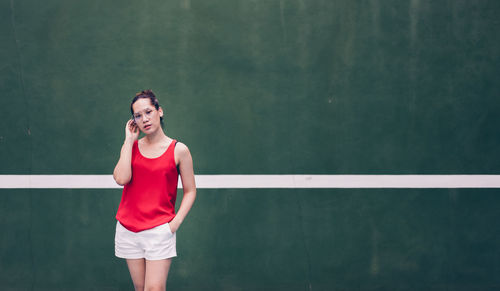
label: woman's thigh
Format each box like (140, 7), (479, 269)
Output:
(145, 259), (172, 290)
(127, 258), (146, 290)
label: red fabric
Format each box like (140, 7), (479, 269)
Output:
(116, 139), (178, 232)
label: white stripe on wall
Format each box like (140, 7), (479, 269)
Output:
(1, 175), (500, 189)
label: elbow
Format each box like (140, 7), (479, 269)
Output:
(113, 172), (131, 186)
(187, 189), (196, 200)
(182, 187), (196, 198)
(115, 179), (128, 186)
(114, 177), (126, 186)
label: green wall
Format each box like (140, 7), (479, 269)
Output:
(1, 0), (499, 290)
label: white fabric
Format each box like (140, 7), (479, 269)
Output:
(115, 221), (177, 260)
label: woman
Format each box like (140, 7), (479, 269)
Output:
(113, 90), (196, 291)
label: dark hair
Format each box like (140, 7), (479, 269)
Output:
(130, 89), (164, 125)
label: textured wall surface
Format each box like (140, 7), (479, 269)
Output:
(1, 0), (499, 290)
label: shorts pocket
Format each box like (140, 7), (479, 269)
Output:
(166, 222), (173, 234)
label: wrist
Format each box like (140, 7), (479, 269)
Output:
(171, 217), (182, 229)
(124, 138), (135, 145)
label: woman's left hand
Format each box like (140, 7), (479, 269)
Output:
(168, 221), (179, 233)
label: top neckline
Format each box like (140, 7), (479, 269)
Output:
(136, 139), (175, 160)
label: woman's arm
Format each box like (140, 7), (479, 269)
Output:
(169, 142), (197, 233)
(113, 120), (139, 186)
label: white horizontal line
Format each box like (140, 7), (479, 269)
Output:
(1, 175), (500, 189)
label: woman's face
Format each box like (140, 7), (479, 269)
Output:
(131, 98), (163, 134)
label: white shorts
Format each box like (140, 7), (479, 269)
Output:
(115, 221), (177, 260)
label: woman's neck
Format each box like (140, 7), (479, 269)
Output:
(143, 128), (168, 144)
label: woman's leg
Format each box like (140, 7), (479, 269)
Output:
(144, 258), (172, 291)
(127, 258), (146, 291)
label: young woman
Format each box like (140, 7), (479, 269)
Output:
(113, 90), (196, 291)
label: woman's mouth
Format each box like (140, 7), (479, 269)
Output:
(144, 124), (152, 130)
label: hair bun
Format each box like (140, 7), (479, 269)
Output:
(135, 89), (156, 98)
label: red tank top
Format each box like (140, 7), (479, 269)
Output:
(116, 139), (179, 232)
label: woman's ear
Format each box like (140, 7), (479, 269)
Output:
(158, 107), (164, 118)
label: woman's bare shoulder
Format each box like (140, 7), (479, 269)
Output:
(175, 141), (190, 154)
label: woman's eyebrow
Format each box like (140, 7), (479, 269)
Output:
(134, 108), (154, 114)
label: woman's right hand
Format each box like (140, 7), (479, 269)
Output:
(125, 119), (139, 141)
